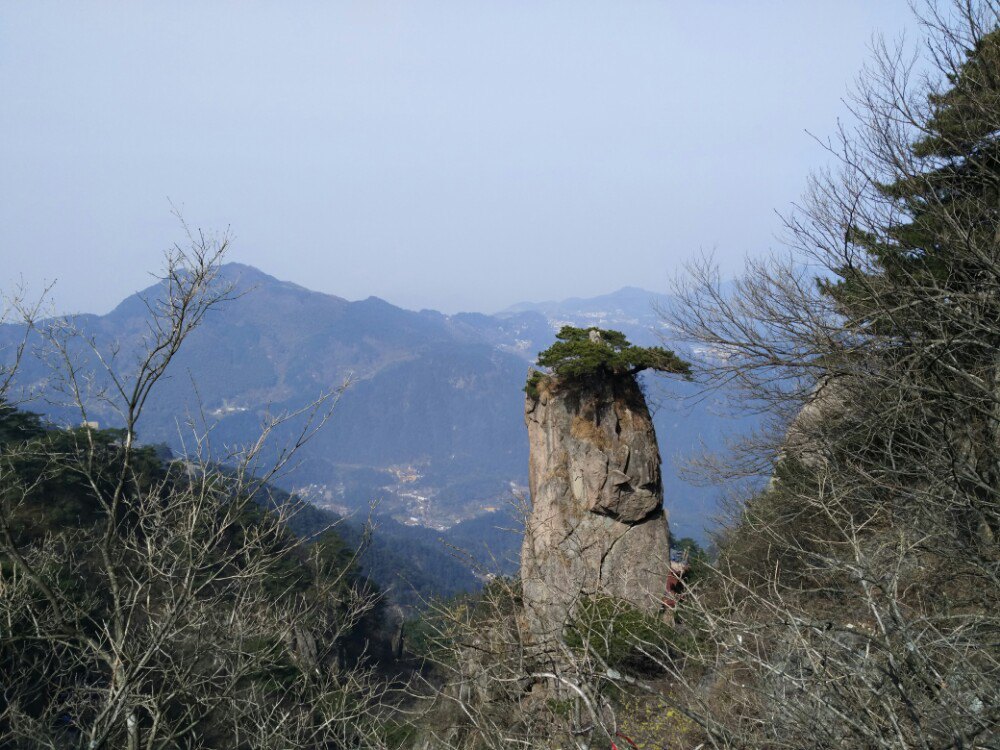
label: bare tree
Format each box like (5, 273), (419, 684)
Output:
(0, 233), (396, 748)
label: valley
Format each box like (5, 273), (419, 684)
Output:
(0, 263), (752, 599)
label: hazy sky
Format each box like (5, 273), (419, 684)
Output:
(2, 1), (913, 315)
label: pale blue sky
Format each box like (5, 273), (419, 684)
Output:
(1, 1), (913, 315)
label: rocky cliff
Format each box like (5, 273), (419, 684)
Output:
(520, 372), (671, 642)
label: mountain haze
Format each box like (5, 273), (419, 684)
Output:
(1, 264), (744, 595)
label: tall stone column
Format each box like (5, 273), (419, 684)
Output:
(519, 372), (671, 644)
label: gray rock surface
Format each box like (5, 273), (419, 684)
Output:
(519, 373), (671, 643)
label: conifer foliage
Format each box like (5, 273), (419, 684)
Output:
(529, 325), (689, 391)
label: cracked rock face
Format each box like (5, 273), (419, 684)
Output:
(520, 374), (671, 642)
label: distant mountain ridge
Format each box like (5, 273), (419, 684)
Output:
(502, 284), (669, 314)
(1, 263), (746, 597)
(499, 285), (672, 346)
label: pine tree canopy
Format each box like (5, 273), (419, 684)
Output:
(530, 326), (690, 390)
(822, 27), (1000, 341)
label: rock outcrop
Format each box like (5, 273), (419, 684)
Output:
(520, 373), (671, 642)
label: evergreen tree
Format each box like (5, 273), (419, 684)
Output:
(528, 325), (689, 395)
(825, 28), (1000, 346)
(820, 26), (1000, 547)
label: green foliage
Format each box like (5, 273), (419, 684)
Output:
(672, 536), (710, 584)
(672, 537), (704, 559)
(564, 595), (683, 675)
(0, 400), (46, 444)
(529, 326), (689, 392)
(823, 28), (1000, 347)
(404, 575), (522, 667)
(401, 612), (440, 661)
(523, 369), (545, 399)
(0, 409), (168, 544)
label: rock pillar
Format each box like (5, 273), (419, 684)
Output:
(519, 373), (671, 642)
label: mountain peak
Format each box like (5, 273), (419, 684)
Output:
(500, 285), (669, 315)
(215, 263), (313, 294)
(104, 262), (347, 320)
